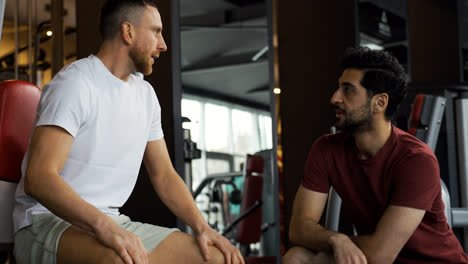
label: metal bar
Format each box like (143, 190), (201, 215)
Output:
(267, 0), (281, 261)
(441, 179), (452, 227)
(192, 172), (243, 199)
(424, 96), (446, 151)
(251, 45), (268, 62)
(33, 0), (38, 85)
(455, 96), (468, 248)
(325, 187), (343, 232)
(14, 0), (19, 79)
(28, 0), (33, 82)
(0, 0), (5, 46)
(51, 0), (64, 76)
(221, 200), (262, 236)
(325, 126), (341, 232)
(451, 208), (468, 228)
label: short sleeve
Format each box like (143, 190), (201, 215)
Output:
(390, 153), (440, 211)
(301, 136), (330, 193)
(147, 88), (164, 141)
(36, 71), (90, 137)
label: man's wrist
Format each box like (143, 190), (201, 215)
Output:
(328, 233), (349, 249)
(185, 211), (212, 234)
(192, 221), (211, 235)
(90, 212), (113, 234)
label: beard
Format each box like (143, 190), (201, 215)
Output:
(333, 99), (373, 133)
(129, 47), (153, 76)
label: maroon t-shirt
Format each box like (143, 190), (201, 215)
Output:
(302, 126), (467, 264)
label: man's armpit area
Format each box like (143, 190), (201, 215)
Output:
(390, 196), (435, 212)
(300, 182), (330, 195)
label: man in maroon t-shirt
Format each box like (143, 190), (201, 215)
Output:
(283, 47), (468, 264)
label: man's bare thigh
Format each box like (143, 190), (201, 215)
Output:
(149, 231), (224, 264)
(57, 225), (123, 264)
(57, 227), (225, 264)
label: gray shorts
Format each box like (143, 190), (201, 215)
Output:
(14, 213), (178, 264)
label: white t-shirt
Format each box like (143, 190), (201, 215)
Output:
(13, 55), (164, 232)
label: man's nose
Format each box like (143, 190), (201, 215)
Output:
(330, 89), (342, 105)
(158, 36), (167, 52)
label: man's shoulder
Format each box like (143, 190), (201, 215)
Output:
(307, 132), (348, 161)
(129, 73), (154, 90)
(40, 57), (99, 105)
(391, 127), (438, 170)
(46, 56), (102, 90)
(128, 74), (158, 102)
(60, 56), (95, 76)
(393, 127), (435, 157)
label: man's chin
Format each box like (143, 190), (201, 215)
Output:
(139, 67), (153, 76)
(333, 120), (344, 130)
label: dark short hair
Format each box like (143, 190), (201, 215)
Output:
(99, 0), (158, 40)
(340, 47), (408, 120)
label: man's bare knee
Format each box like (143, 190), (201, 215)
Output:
(96, 250), (125, 264)
(283, 246), (333, 264)
(283, 247), (309, 264)
(206, 245), (225, 264)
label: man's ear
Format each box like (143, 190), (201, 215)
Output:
(121, 22), (134, 45)
(373, 93), (389, 114)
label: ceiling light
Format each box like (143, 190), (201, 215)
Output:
(46, 30), (53, 37)
(252, 46), (269, 61)
(273, 87), (281, 94)
(362, 43), (383, 50)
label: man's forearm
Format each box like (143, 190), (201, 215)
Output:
(289, 217), (341, 252)
(351, 235), (394, 264)
(153, 172), (209, 233)
(25, 169), (112, 234)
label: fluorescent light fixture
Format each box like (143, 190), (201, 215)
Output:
(252, 46), (269, 61)
(362, 43), (384, 50)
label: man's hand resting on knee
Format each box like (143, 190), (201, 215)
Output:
(94, 216), (149, 264)
(196, 226), (245, 264)
(329, 234), (367, 264)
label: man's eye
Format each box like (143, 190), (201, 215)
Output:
(343, 86), (355, 95)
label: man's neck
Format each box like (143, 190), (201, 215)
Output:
(96, 41), (135, 82)
(353, 119), (392, 160)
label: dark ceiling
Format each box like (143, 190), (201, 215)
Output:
(179, 0), (271, 108)
(5, 0), (466, 105)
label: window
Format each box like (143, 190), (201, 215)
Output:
(232, 109), (259, 155)
(205, 104), (231, 153)
(182, 95), (273, 191)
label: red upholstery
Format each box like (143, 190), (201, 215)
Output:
(410, 94), (425, 128)
(236, 174), (263, 244)
(236, 155), (276, 263)
(246, 154), (264, 174)
(0, 80), (41, 183)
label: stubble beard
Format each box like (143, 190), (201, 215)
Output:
(130, 47), (153, 76)
(334, 100), (373, 134)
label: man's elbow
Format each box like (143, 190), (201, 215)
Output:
(24, 173), (35, 196)
(365, 250), (397, 264)
(24, 169), (42, 197)
(288, 222), (302, 245)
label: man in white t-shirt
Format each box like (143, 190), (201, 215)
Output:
(12, 0), (244, 263)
